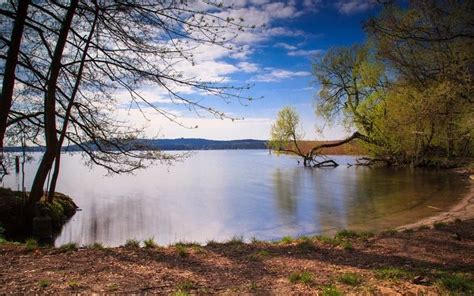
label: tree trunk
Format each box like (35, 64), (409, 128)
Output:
(48, 3), (99, 201)
(0, 0), (30, 170)
(29, 0), (79, 206)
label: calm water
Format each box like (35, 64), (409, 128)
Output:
(1, 150), (469, 247)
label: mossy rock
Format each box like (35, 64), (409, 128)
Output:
(41, 193), (78, 231)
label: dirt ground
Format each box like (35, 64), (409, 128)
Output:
(1, 219), (473, 295)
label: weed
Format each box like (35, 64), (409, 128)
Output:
(38, 279), (50, 288)
(250, 281), (258, 291)
(107, 283), (118, 291)
(297, 239), (315, 251)
(143, 238), (157, 249)
(280, 236), (293, 244)
(88, 242), (104, 250)
(321, 285), (342, 296)
(227, 235), (244, 245)
(175, 244), (188, 257)
(375, 267), (410, 280)
(124, 239), (140, 248)
(338, 272), (362, 286)
(206, 239), (219, 247)
(59, 242), (77, 252)
(288, 271), (313, 285)
(257, 250), (270, 257)
(67, 280), (80, 289)
(172, 291), (189, 296)
(25, 238), (38, 251)
(436, 273), (474, 294)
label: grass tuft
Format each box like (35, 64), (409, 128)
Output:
(25, 238), (38, 251)
(124, 239), (140, 248)
(436, 273), (474, 294)
(88, 242), (104, 250)
(288, 271), (313, 285)
(38, 279), (50, 288)
(321, 285), (342, 296)
(375, 267), (410, 280)
(338, 272), (362, 286)
(67, 280), (80, 289)
(59, 242), (77, 252)
(143, 238), (157, 249)
(280, 236), (293, 244)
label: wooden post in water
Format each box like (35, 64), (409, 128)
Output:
(15, 155), (20, 174)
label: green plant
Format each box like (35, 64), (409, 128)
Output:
(172, 291), (189, 296)
(25, 238), (38, 251)
(382, 229), (398, 236)
(288, 271), (313, 285)
(436, 274), (474, 294)
(281, 236), (293, 244)
(124, 239), (140, 248)
(297, 239), (315, 251)
(336, 229), (374, 240)
(88, 242), (104, 250)
(175, 244), (188, 257)
(227, 235), (244, 245)
(257, 250), (270, 257)
(143, 238), (157, 249)
(321, 285), (342, 296)
(107, 283), (119, 291)
(338, 272), (362, 286)
(59, 242), (77, 252)
(375, 267), (410, 280)
(67, 280), (80, 289)
(340, 240), (353, 250)
(38, 279), (50, 288)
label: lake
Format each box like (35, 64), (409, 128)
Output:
(1, 150), (469, 247)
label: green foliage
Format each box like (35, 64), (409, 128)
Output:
(175, 244), (188, 257)
(321, 285), (342, 296)
(24, 238), (38, 251)
(375, 267), (410, 280)
(67, 280), (80, 289)
(176, 280), (195, 291)
(124, 239), (140, 248)
(226, 235), (244, 245)
(88, 242), (104, 250)
(268, 107), (304, 155)
(38, 279), (50, 288)
(436, 274), (474, 294)
(59, 242), (77, 252)
(338, 273), (362, 286)
(288, 271), (313, 285)
(143, 238), (157, 249)
(280, 236), (293, 244)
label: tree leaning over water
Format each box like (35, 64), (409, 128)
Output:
(0, 1), (255, 206)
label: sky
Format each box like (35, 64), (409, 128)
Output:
(117, 0), (381, 141)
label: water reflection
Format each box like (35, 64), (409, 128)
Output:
(0, 151), (468, 246)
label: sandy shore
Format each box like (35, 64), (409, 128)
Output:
(398, 175), (474, 230)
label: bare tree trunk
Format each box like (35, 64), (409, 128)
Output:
(0, 0), (30, 171)
(48, 3), (99, 201)
(308, 131), (370, 159)
(29, 0), (79, 206)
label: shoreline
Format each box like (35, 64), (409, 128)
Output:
(398, 174), (474, 231)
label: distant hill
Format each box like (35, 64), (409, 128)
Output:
(4, 138), (269, 152)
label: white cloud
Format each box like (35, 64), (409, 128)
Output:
(253, 69), (311, 82)
(287, 49), (323, 56)
(336, 0), (376, 15)
(238, 61), (260, 73)
(275, 42), (297, 50)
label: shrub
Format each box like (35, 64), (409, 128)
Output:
(321, 285), (342, 296)
(59, 242), (77, 252)
(38, 279), (50, 288)
(280, 236), (293, 244)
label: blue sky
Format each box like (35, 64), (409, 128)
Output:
(118, 0), (381, 140)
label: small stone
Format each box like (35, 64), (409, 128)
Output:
(412, 276), (429, 285)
